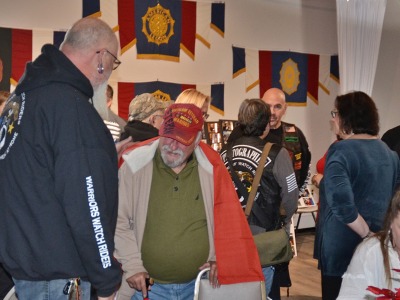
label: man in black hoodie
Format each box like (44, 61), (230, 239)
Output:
(0, 17), (122, 300)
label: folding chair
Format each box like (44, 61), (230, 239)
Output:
(193, 267), (267, 300)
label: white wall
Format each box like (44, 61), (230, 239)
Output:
(373, 0), (400, 133)
(0, 0), (399, 171)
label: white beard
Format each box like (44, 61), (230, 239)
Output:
(160, 145), (185, 168)
(92, 82), (109, 120)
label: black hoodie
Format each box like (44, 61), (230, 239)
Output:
(0, 45), (121, 296)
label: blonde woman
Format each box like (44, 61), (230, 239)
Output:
(175, 89), (210, 120)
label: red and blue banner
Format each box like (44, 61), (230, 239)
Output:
(0, 26), (69, 90)
(118, 0), (196, 61)
(135, 0), (182, 61)
(117, 81), (225, 120)
(117, 81), (195, 119)
(117, 0), (223, 61)
(258, 51), (319, 105)
(234, 47), (322, 106)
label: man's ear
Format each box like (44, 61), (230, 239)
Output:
(282, 103), (288, 115)
(149, 115), (156, 126)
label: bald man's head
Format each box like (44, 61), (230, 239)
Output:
(262, 88), (287, 129)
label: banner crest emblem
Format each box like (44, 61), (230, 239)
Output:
(142, 3), (175, 46)
(279, 58), (300, 95)
(153, 89), (172, 102)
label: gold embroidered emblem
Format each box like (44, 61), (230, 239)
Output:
(142, 3), (175, 46)
(279, 58), (300, 95)
(153, 90), (172, 102)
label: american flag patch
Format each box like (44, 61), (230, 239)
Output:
(286, 173), (297, 193)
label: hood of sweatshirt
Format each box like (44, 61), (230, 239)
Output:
(15, 44), (93, 98)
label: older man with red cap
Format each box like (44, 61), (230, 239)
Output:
(114, 90), (264, 300)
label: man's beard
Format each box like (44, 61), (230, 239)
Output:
(92, 82), (109, 120)
(269, 114), (279, 129)
(160, 145), (185, 168)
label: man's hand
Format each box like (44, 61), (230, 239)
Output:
(199, 261), (219, 288)
(126, 272), (150, 298)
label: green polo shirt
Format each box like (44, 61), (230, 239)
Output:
(141, 149), (209, 283)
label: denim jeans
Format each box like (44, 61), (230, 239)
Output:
(262, 266), (275, 296)
(132, 279), (196, 300)
(13, 278), (91, 300)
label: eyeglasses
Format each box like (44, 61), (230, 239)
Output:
(202, 112), (209, 120)
(96, 50), (121, 70)
(331, 110), (338, 118)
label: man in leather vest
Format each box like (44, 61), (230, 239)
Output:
(262, 88), (311, 192)
(262, 88), (311, 300)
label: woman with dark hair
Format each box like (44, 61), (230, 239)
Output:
(314, 91), (400, 300)
(338, 188), (400, 298)
(220, 98), (298, 296)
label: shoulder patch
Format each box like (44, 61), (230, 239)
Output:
(0, 93), (25, 159)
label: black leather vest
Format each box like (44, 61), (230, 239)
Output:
(222, 136), (282, 231)
(279, 122), (303, 187)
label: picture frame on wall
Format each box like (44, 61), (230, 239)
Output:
(203, 121), (223, 152)
(202, 120), (238, 152)
(219, 119), (238, 144)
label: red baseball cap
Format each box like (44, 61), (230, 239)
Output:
(159, 103), (204, 146)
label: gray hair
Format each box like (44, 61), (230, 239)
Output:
(60, 17), (116, 51)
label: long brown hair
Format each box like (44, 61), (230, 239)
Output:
(377, 187), (400, 288)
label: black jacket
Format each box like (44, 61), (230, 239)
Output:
(221, 136), (298, 231)
(382, 125), (400, 158)
(0, 45), (121, 296)
(228, 122), (311, 189)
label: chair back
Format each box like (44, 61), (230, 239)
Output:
(193, 267), (267, 300)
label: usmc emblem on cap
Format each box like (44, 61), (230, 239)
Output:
(279, 58), (300, 96)
(142, 3), (175, 46)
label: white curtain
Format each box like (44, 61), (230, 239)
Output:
(336, 0), (387, 95)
